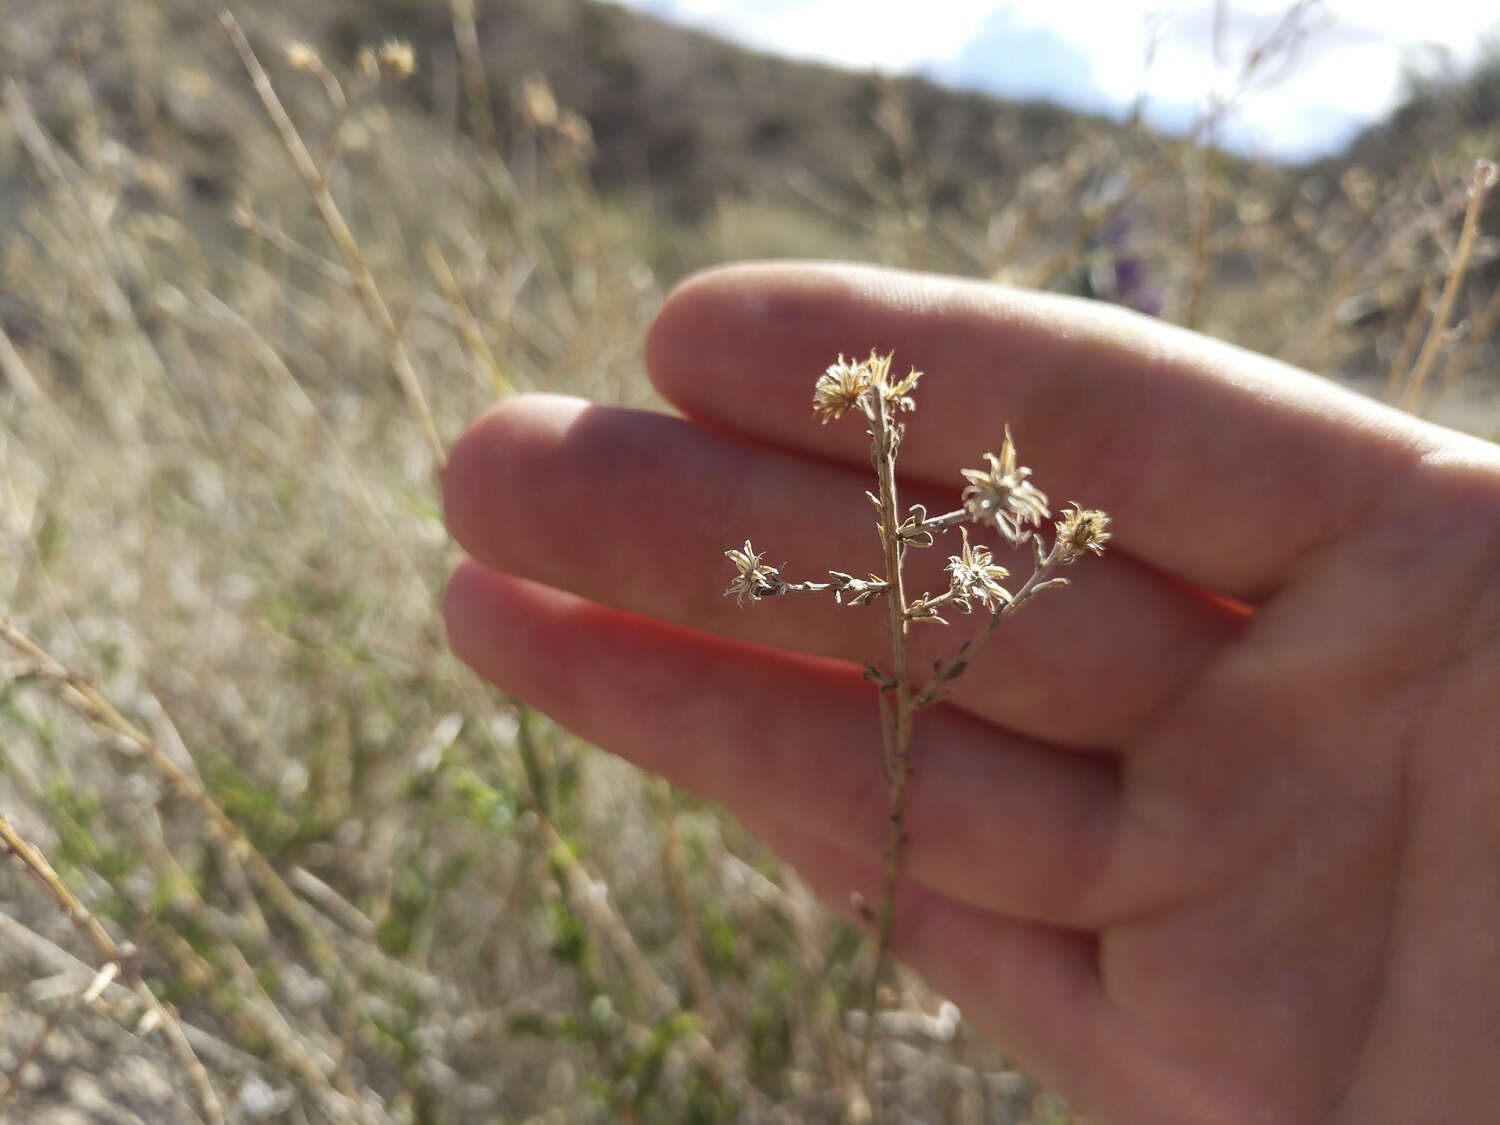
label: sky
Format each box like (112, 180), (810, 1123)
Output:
(612, 0), (1499, 161)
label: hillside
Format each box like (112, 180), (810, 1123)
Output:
(1334, 51), (1500, 178)
(2, 0), (1266, 259)
(335, 0), (1140, 218)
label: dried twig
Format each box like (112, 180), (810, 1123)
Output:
(0, 809), (224, 1124)
(1399, 160), (1498, 413)
(449, 0), (496, 154)
(220, 10), (444, 468)
(424, 237), (513, 397)
(0, 618), (342, 980)
(650, 779), (722, 1035)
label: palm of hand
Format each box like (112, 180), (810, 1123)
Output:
(443, 263), (1500, 1124)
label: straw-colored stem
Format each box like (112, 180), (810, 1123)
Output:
(858, 386), (915, 1101)
(0, 617), (342, 981)
(1434, 277), (1500, 407)
(0, 319), (43, 404)
(146, 921), (370, 1123)
(505, 720), (730, 1086)
(424, 237), (513, 397)
(915, 550), (1065, 709)
(0, 809), (224, 1125)
(220, 10), (444, 468)
(0, 1000), (69, 1113)
(449, 0), (497, 154)
(650, 779), (722, 1035)
(1400, 161), (1498, 413)
(1383, 278), (1440, 403)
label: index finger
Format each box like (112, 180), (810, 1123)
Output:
(646, 261), (1450, 600)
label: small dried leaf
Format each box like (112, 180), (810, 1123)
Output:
(938, 660), (967, 682)
(82, 962), (119, 1004)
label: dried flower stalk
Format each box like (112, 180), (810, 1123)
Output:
(1397, 158), (1499, 413)
(220, 11), (444, 469)
(0, 810), (224, 1124)
(722, 352), (1109, 1098)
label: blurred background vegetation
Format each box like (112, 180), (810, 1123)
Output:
(1, 1), (1496, 1122)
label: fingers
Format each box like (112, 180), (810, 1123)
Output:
(645, 262), (1440, 601)
(443, 561), (1127, 929)
(443, 395), (1243, 749)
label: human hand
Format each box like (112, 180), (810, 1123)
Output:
(442, 262), (1500, 1124)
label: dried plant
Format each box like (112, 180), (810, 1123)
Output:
(0, 808), (223, 1125)
(723, 351), (1110, 1100)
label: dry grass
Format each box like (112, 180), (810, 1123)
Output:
(1, 2), (1496, 1122)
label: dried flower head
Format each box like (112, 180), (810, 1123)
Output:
(945, 528), (1012, 612)
(284, 41), (320, 72)
(1054, 505), (1112, 563)
(812, 354), (876, 423)
(812, 352), (921, 424)
(522, 73), (560, 129)
(377, 40), (417, 79)
(723, 541), (780, 606)
(960, 428), (1050, 544)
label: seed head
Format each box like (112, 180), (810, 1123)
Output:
(945, 528), (1013, 612)
(1054, 505), (1111, 563)
(813, 354), (876, 423)
(377, 40), (417, 79)
(284, 41), (320, 72)
(960, 428), (1050, 545)
(724, 541), (780, 606)
(522, 73), (560, 129)
(812, 351), (921, 424)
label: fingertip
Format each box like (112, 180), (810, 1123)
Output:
(441, 393), (591, 563)
(441, 407), (504, 549)
(643, 264), (742, 400)
(441, 557), (496, 672)
(645, 261), (870, 406)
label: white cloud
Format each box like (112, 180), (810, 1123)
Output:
(629, 0), (1000, 70)
(614, 0), (1499, 159)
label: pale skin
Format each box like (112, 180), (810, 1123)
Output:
(442, 262), (1500, 1124)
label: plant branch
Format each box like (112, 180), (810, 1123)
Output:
(858, 383), (916, 1099)
(0, 808), (224, 1125)
(1399, 159), (1498, 413)
(220, 10), (444, 468)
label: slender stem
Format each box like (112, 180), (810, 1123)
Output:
(650, 780), (722, 1035)
(220, 11), (445, 469)
(915, 548), (1064, 708)
(0, 810), (224, 1124)
(859, 387), (915, 1096)
(0, 617), (342, 979)
(1400, 160), (1498, 412)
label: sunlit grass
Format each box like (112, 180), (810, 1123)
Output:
(1, 2), (1495, 1122)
